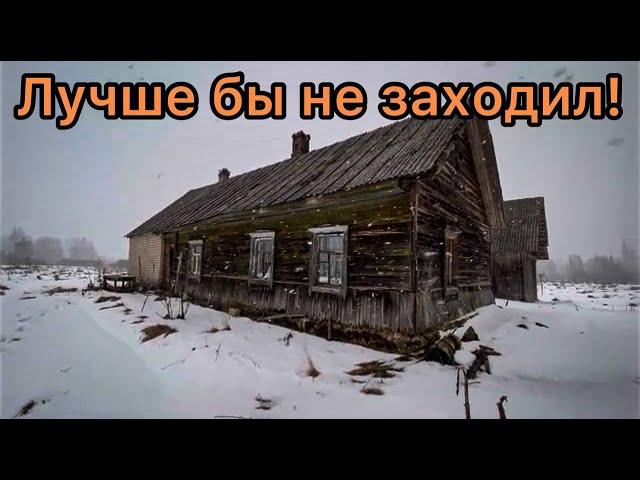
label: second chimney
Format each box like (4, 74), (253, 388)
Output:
(218, 168), (230, 184)
(292, 131), (310, 158)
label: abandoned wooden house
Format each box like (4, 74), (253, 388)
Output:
(126, 117), (507, 334)
(492, 197), (549, 302)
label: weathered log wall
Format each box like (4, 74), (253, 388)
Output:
(522, 254), (538, 302)
(128, 233), (164, 287)
(162, 181), (417, 331)
(413, 126), (494, 330)
(493, 252), (538, 302)
(188, 278), (415, 331)
(157, 125), (498, 334)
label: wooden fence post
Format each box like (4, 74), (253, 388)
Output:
(173, 252), (183, 294)
(497, 396), (508, 419)
(456, 367), (471, 420)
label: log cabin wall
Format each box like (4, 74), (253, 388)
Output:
(492, 252), (538, 302)
(492, 253), (525, 301)
(491, 196), (548, 303)
(522, 253), (538, 302)
(128, 233), (164, 287)
(162, 180), (417, 332)
(413, 127), (494, 331)
(159, 129), (498, 332)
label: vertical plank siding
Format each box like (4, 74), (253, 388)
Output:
(491, 197), (548, 303)
(492, 253), (523, 300)
(413, 127), (494, 331)
(522, 254), (538, 302)
(492, 252), (538, 302)
(128, 234), (164, 287)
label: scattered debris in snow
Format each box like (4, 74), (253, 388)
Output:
(95, 295), (121, 304)
(346, 360), (403, 378)
(42, 287), (78, 296)
(1, 268), (638, 418)
(14, 396), (53, 418)
(461, 326), (479, 342)
(140, 324), (177, 343)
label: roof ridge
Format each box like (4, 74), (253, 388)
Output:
(126, 118), (462, 237)
(188, 119), (411, 193)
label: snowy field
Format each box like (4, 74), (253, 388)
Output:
(1, 266), (638, 419)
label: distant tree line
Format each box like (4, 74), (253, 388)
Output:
(0, 226), (125, 270)
(539, 240), (640, 284)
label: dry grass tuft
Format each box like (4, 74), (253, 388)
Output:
(15, 398), (49, 417)
(255, 395), (272, 410)
(42, 287), (77, 296)
(15, 400), (37, 417)
(302, 355), (321, 378)
(205, 317), (232, 334)
(95, 295), (121, 303)
(140, 324), (177, 343)
(347, 360), (403, 378)
(99, 302), (125, 310)
(360, 386), (385, 396)
(394, 354), (414, 362)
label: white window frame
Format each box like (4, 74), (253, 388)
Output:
(249, 231), (275, 286)
(188, 240), (203, 278)
(308, 225), (348, 297)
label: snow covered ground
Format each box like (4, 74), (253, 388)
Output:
(1, 266), (638, 419)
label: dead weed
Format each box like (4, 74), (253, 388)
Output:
(347, 360), (404, 378)
(140, 324), (177, 343)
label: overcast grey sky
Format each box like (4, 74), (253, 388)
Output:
(1, 61), (638, 261)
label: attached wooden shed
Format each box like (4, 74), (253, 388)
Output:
(492, 197), (549, 302)
(128, 233), (164, 288)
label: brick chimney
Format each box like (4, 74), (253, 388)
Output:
(292, 131), (310, 158)
(218, 168), (230, 184)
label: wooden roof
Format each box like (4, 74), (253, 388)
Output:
(492, 197), (549, 259)
(127, 117), (469, 237)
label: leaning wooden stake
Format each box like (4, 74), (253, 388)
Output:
(456, 367), (471, 420)
(463, 371), (471, 419)
(141, 291), (150, 312)
(497, 395), (508, 419)
(173, 252), (183, 294)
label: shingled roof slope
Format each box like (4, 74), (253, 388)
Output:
(492, 197), (549, 258)
(127, 117), (465, 237)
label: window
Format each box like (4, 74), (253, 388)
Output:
(189, 240), (203, 276)
(318, 234), (344, 286)
(249, 231), (275, 284)
(443, 227), (460, 290)
(309, 226), (348, 295)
